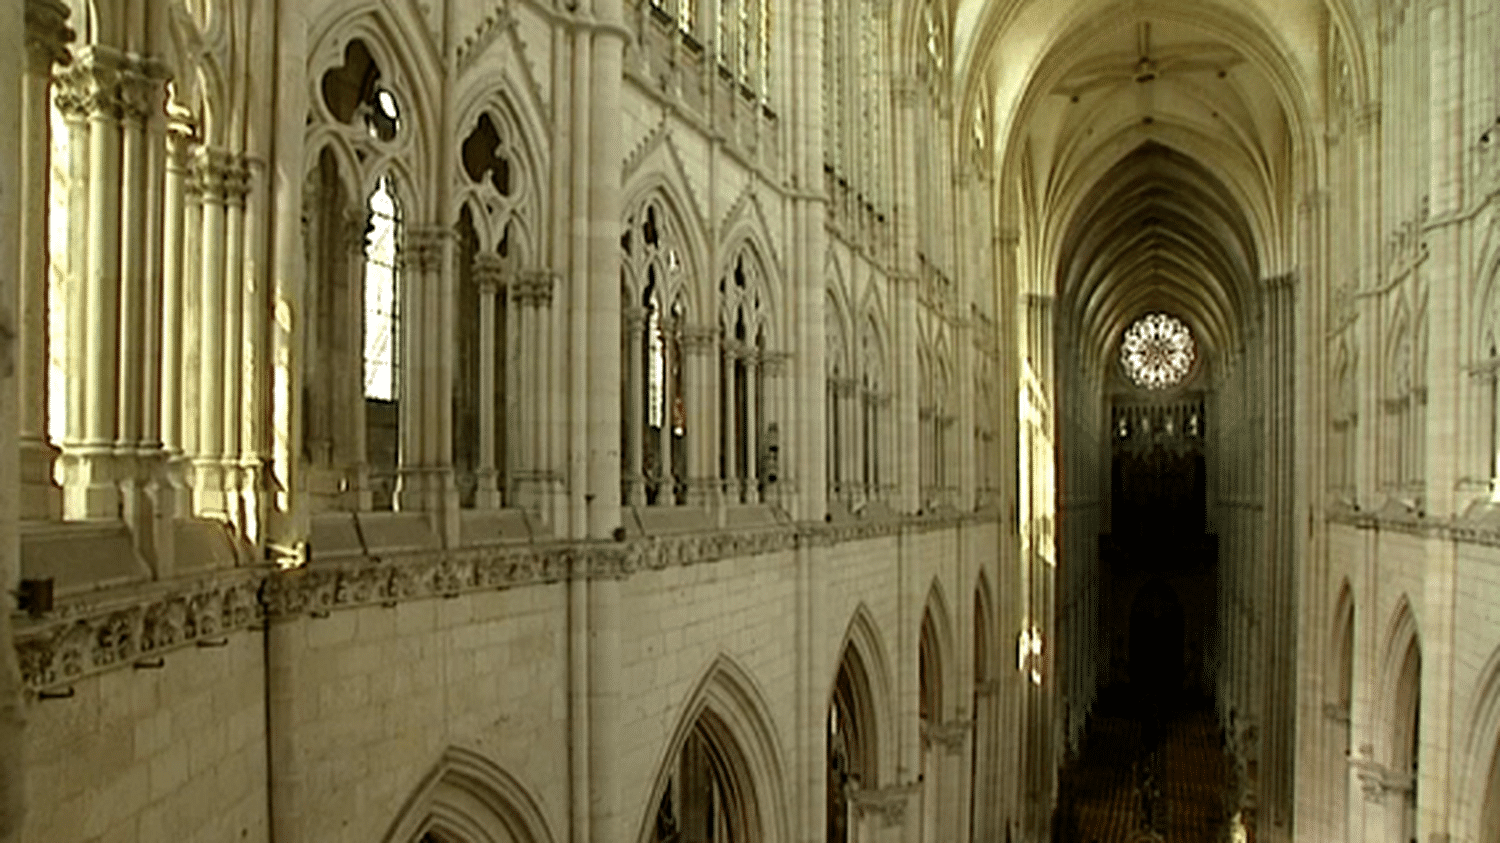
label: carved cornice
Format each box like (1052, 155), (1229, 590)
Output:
(14, 570), (264, 695)
(12, 512), (1000, 693)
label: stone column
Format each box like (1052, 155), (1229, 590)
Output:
(219, 148), (250, 527)
(159, 118), (193, 522)
(17, 0), (71, 520)
(585, 7), (625, 541)
(0, 2), (27, 834)
(744, 351), (761, 503)
(622, 305), (646, 506)
(722, 340), (738, 502)
(190, 148), (250, 518)
(682, 324), (719, 507)
(761, 351), (788, 504)
(472, 253), (505, 510)
(658, 316), (678, 505)
(1261, 271), (1298, 835)
(341, 208), (371, 511)
(513, 269), (556, 515)
(895, 275), (920, 513)
(395, 226), (452, 514)
(54, 48), (126, 519)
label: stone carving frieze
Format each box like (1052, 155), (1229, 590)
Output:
(15, 573), (263, 693)
(14, 512), (996, 694)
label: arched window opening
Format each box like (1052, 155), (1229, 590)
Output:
(321, 39), (401, 142)
(970, 585), (997, 840)
(462, 113), (512, 197)
(363, 175), (402, 510)
(652, 718), (754, 843)
(828, 648), (877, 843)
(622, 199), (691, 507)
(826, 300), (849, 506)
(859, 317), (887, 504)
(719, 249), (773, 504)
(641, 258), (687, 506)
(1394, 637), (1421, 843)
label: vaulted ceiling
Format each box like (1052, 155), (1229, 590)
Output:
(953, 0), (1330, 377)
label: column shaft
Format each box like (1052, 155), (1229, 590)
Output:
(17, 10), (68, 518)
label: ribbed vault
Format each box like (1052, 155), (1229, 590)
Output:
(1057, 142), (1260, 377)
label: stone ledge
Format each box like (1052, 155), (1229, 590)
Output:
(11, 511), (1000, 694)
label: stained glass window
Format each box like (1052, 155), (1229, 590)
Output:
(1121, 313), (1194, 389)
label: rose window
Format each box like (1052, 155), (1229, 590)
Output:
(1121, 313), (1195, 389)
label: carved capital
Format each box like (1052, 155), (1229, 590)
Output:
(117, 62), (168, 123)
(192, 148), (252, 202)
(1263, 271), (1298, 292)
(404, 226), (451, 275)
(25, 0), (73, 73)
(924, 718), (972, 754)
(830, 376), (860, 398)
(850, 782), (919, 827)
(891, 74), (922, 107)
(1322, 701), (1350, 724)
(511, 269), (557, 306)
(53, 53), (122, 120)
(343, 210), (371, 255)
(761, 351), (791, 377)
(623, 304), (647, 331)
(681, 324), (719, 352)
(471, 252), (508, 294)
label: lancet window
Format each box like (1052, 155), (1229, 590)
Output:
(622, 199), (691, 506)
(453, 103), (539, 511)
(720, 246), (775, 504)
(822, 0), (891, 251)
(826, 298), (851, 504)
(858, 315), (890, 504)
(299, 35), (417, 514)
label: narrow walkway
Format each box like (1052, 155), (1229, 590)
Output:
(1055, 706), (1232, 843)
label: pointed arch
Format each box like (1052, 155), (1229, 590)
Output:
(1331, 579), (1355, 709)
(452, 80), (548, 259)
(921, 578), (956, 720)
(306, 6), (441, 219)
(973, 569), (995, 680)
(1378, 594), (1422, 769)
(719, 236), (779, 346)
(831, 603), (897, 785)
(1456, 641), (1500, 840)
(622, 177), (709, 317)
(635, 654), (791, 843)
(381, 746), (558, 843)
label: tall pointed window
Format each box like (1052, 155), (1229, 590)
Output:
(363, 176), (401, 401)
